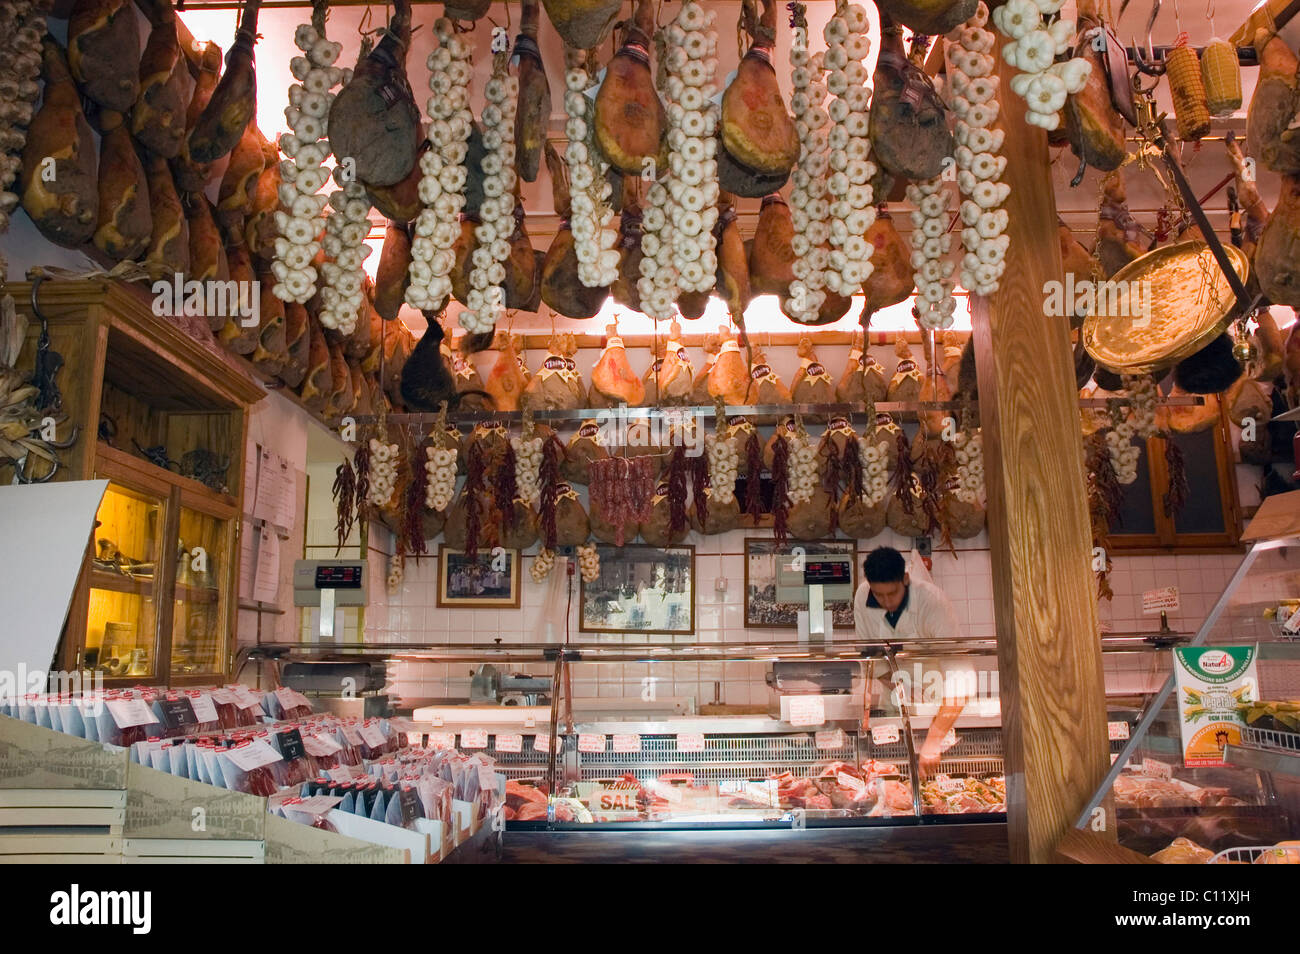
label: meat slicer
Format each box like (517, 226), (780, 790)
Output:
(469, 664), (553, 706)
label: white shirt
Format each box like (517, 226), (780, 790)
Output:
(853, 578), (961, 641)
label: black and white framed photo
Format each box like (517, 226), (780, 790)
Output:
(437, 546), (521, 609)
(743, 538), (857, 629)
(579, 544), (695, 636)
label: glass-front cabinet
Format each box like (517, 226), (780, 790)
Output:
(171, 503), (234, 678)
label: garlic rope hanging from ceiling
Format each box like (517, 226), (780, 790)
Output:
(906, 177), (956, 330)
(786, 1), (831, 323)
(563, 49), (619, 289)
(989, 0), (1091, 130)
(406, 18), (473, 312)
(638, 27), (684, 320)
(952, 427), (985, 503)
(946, 3), (1010, 297)
(822, 0), (877, 297)
(664, 0), (721, 297)
(425, 443), (458, 512)
(273, 14), (346, 304)
(0, 1), (46, 238)
(461, 47), (519, 335)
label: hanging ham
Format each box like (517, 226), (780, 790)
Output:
(594, 0), (665, 175)
(748, 193), (795, 297)
(860, 210), (914, 324)
(869, 18), (954, 182)
(131, 10), (187, 159)
(327, 0), (420, 188)
(1063, 0), (1127, 174)
(142, 153), (188, 281)
(837, 329), (888, 405)
(590, 324), (645, 407)
(541, 143), (608, 318)
(1255, 174), (1300, 307)
(485, 333), (529, 412)
(21, 38), (98, 248)
(188, 0), (262, 164)
(67, 0), (140, 114)
(542, 0), (624, 51)
(746, 346), (792, 404)
(691, 333), (720, 404)
(217, 122), (264, 232)
(721, 0), (800, 177)
(375, 221), (413, 320)
(709, 325), (750, 405)
(185, 195), (227, 288)
(1246, 28), (1300, 175)
(887, 337), (922, 404)
(524, 332), (588, 410)
(93, 124), (151, 261)
(514, 0), (551, 182)
(172, 41), (224, 194)
(654, 320), (695, 405)
(790, 334), (835, 405)
(877, 0), (976, 36)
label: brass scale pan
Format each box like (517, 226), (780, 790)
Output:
(1082, 241), (1250, 374)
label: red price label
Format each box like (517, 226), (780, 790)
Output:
(1142, 758), (1173, 780)
(1107, 721), (1130, 741)
(676, 733), (705, 752)
(871, 724), (901, 745)
(578, 734), (607, 753)
(428, 732), (457, 750)
(495, 733), (523, 753)
(460, 729), (488, 750)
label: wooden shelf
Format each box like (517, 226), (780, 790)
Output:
(89, 569), (155, 599)
(97, 442), (238, 517)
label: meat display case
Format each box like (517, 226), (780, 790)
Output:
(1073, 498), (1300, 862)
(256, 633), (1196, 862)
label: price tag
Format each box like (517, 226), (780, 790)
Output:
(871, 724), (901, 745)
(274, 686), (299, 714)
(495, 733), (523, 753)
(612, 733), (641, 753)
(815, 729), (846, 750)
(428, 732), (457, 750)
(287, 795), (343, 815)
(340, 724), (364, 747)
(327, 765), (357, 783)
(461, 728), (489, 750)
(533, 734), (554, 753)
(106, 697), (155, 729)
(788, 695), (826, 727)
(1142, 586), (1180, 615)
(1107, 721), (1130, 741)
(398, 786), (422, 826)
(188, 692), (218, 724)
(524, 716), (537, 729)
(1142, 757), (1173, 780)
(578, 734), (607, 753)
(234, 688), (264, 711)
(477, 763), (498, 790)
(302, 733), (342, 757)
(936, 776), (966, 793)
(676, 733), (706, 753)
(225, 738), (284, 771)
(358, 722), (387, 748)
(837, 772), (868, 796)
(208, 688), (236, 705)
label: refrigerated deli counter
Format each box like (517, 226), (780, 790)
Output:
(257, 630), (1292, 864)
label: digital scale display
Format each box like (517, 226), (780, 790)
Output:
(803, 561), (851, 585)
(315, 565), (363, 588)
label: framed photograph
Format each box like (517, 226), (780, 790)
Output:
(579, 544), (695, 636)
(744, 539), (857, 629)
(437, 546), (521, 609)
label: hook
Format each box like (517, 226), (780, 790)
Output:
(1131, 0), (1164, 75)
(15, 450), (58, 484)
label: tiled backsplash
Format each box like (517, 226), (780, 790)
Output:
(366, 525), (1287, 707)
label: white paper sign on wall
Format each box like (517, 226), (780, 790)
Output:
(1142, 587), (1180, 615)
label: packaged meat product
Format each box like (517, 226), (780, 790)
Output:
(1151, 837), (1213, 864)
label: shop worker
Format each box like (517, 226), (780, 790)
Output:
(854, 546), (969, 778)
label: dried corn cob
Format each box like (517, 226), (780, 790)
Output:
(1201, 37), (1242, 116)
(1166, 40), (1211, 141)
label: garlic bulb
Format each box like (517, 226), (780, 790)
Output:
(947, 4), (1010, 297)
(1100, 374), (1157, 486)
(461, 49), (519, 335)
(367, 438), (400, 507)
(511, 434), (543, 506)
(272, 16), (344, 303)
(577, 544), (600, 584)
(786, 433), (819, 505)
(665, 0), (719, 296)
(530, 548), (557, 583)
(318, 177), (370, 333)
(564, 49), (619, 288)
(787, 4), (831, 323)
(407, 18), (473, 311)
(705, 434), (738, 504)
(424, 445), (458, 512)
(990, 0), (1091, 130)
(859, 439), (890, 506)
(952, 428), (985, 503)
(906, 178), (956, 330)
(387, 552), (404, 595)
(822, 1), (877, 296)
(1123, 373), (1159, 440)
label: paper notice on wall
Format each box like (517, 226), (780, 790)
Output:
(252, 448), (294, 535)
(252, 526), (281, 605)
(1173, 645), (1258, 767)
(239, 522), (256, 601)
(275, 467), (297, 532)
(1142, 587), (1180, 615)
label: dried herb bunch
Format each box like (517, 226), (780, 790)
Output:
(743, 430), (764, 522)
(332, 457), (356, 556)
(771, 433), (791, 546)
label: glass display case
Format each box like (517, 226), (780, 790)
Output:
(1075, 495), (1300, 863)
(85, 481), (164, 678)
(171, 503), (234, 678)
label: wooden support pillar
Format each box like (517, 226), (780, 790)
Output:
(971, 48), (1111, 863)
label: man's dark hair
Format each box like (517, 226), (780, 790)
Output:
(864, 547), (907, 584)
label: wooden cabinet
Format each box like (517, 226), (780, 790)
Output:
(3, 280), (265, 685)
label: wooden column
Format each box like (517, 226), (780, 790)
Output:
(970, 49), (1111, 862)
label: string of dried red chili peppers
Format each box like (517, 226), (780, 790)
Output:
(771, 435), (791, 546)
(691, 450), (708, 532)
(463, 439), (486, 560)
(332, 458), (356, 556)
(539, 433), (566, 550)
(667, 445), (689, 537)
(1163, 438), (1189, 518)
(498, 439), (520, 532)
(743, 431), (764, 523)
(403, 449), (428, 560)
